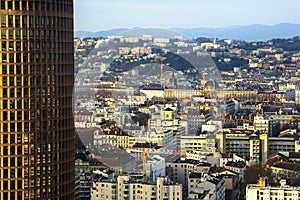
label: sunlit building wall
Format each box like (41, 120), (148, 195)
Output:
(0, 0), (75, 199)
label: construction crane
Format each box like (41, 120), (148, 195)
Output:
(142, 148), (148, 182)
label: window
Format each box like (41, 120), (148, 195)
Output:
(2, 41), (6, 50)
(22, 29), (27, 39)
(8, 29), (13, 39)
(1, 15), (5, 27)
(15, 15), (20, 27)
(22, 15), (27, 27)
(16, 53), (21, 62)
(8, 1), (12, 9)
(9, 41), (14, 50)
(8, 15), (13, 27)
(9, 65), (14, 74)
(28, 1), (33, 10)
(15, 1), (20, 10)
(22, 0), (26, 10)
(2, 76), (7, 86)
(3, 123), (8, 131)
(16, 42), (21, 51)
(10, 88), (15, 97)
(1, 1), (5, 9)
(16, 29), (20, 39)
(2, 88), (7, 98)
(2, 53), (7, 62)
(1, 30), (6, 39)
(9, 53), (14, 62)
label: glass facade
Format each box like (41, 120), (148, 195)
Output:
(0, 0), (75, 199)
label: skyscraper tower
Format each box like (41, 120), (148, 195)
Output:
(0, 1), (75, 199)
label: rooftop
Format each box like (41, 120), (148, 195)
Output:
(226, 161), (246, 169)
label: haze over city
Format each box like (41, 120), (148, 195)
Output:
(74, 0), (300, 31)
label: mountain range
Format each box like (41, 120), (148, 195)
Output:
(75, 23), (300, 41)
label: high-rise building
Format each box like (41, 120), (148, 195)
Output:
(0, 0), (75, 199)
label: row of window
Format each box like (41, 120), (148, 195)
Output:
(1, 146), (24, 156)
(1, 181), (53, 199)
(2, 167), (24, 178)
(1, 29), (73, 42)
(0, 109), (70, 123)
(2, 121), (29, 132)
(1, 109), (72, 122)
(0, 0), (73, 13)
(2, 76), (30, 86)
(0, 41), (73, 54)
(1, 87), (29, 98)
(1, 76), (66, 87)
(1, 14), (73, 29)
(1, 52), (74, 64)
(1, 111), (30, 122)
(1, 64), (73, 75)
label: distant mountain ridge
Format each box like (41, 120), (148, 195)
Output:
(75, 28), (129, 38)
(75, 23), (300, 41)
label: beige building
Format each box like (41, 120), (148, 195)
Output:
(140, 88), (164, 99)
(91, 176), (182, 200)
(246, 178), (300, 200)
(222, 90), (258, 101)
(180, 134), (216, 153)
(219, 132), (300, 163)
(188, 173), (226, 200)
(94, 128), (175, 149)
(164, 88), (205, 99)
(221, 134), (261, 163)
(253, 116), (273, 134)
(94, 129), (129, 148)
(166, 159), (211, 198)
(127, 130), (174, 148)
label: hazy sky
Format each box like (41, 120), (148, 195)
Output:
(74, 0), (299, 31)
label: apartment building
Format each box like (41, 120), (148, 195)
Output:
(91, 176), (182, 200)
(246, 178), (300, 200)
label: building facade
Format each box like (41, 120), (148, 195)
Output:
(91, 176), (182, 200)
(220, 133), (300, 163)
(0, 0), (75, 199)
(146, 155), (166, 182)
(180, 134), (216, 153)
(166, 159), (202, 198)
(246, 178), (300, 200)
(188, 173), (226, 200)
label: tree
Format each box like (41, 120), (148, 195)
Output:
(243, 164), (274, 186)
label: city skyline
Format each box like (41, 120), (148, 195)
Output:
(0, 0), (299, 199)
(74, 0), (300, 31)
(74, 35), (300, 199)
